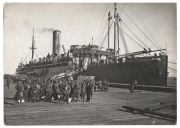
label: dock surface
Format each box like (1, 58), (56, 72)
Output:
(4, 83), (176, 125)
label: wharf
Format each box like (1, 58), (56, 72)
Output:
(4, 83), (176, 125)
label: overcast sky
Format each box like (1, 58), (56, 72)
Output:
(3, 3), (177, 77)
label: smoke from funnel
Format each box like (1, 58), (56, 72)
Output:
(38, 27), (56, 33)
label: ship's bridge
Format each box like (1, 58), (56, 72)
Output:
(70, 44), (114, 56)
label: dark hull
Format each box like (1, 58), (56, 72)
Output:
(86, 56), (168, 86)
(16, 61), (73, 78)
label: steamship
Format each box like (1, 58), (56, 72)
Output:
(16, 30), (74, 78)
(16, 3), (168, 86)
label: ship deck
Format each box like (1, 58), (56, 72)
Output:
(4, 83), (176, 125)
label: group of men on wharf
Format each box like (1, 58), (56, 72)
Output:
(13, 75), (110, 105)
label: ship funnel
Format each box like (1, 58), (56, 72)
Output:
(52, 30), (61, 56)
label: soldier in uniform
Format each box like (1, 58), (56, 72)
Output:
(102, 79), (106, 91)
(14, 80), (24, 104)
(30, 80), (41, 103)
(35, 80), (41, 101)
(58, 79), (64, 103)
(52, 80), (59, 100)
(129, 79), (137, 93)
(98, 79), (102, 91)
(23, 80), (29, 102)
(41, 80), (47, 99)
(105, 79), (109, 91)
(69, 79), (75, 102)
(27, 80), (33, 102)
(86, 81), (92, 102)
(63, 80), (71, 104)
(90, 81), (94, 98)
(55, 79), (60, 100)
(74, 81), (81, 101)
(94, 81), (98, 91)
(46, 80), (52, 102)
(81, 81), (86, 102)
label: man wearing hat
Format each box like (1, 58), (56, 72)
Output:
(46, 80), (52, 102)
(14, 80), (24, 104)
(63, 80), (71, 104)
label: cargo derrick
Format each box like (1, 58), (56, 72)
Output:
(70, 3), (168, 86)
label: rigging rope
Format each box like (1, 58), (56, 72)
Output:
(35, 51), (39, 60)
(95, 3), (109, 43)
(168, 61), (177, 64)
(99, 21), (113, 49)
(122, 21), (149, 49)
(118, 21), (129, 54)
(36, 50), (45, 58)
(62, 7), (106, 33)
(22, 50), (31, 63)
(167, 67), (176, 73)
(122, 29), (144, 49)
(129, 5), (162, 50)
(168, 66), (176, 72)
(97, 4), (114, 45)
(98, 20), (108, 45)
(117, 4), (163, 53)
(169, 69), (176, 73)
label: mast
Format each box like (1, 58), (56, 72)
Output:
(117, 13), (120, 56)
(58, 32), (60, 56)
(108, 12), (111, 52)
(30, 27), (36, 61)
(114, 3), (117, 58)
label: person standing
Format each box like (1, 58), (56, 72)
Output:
(54, 79), (60, 100)
(58, 79), (64, 103)
(98, 79), (102, 91)
(81, 81), (86, 102)
(27, 81), (32, 102)
(74, 81), (81, 101)
(14, 80), (24, 104)
(105, 79), (109, 91)
(129, 79), (137, 93)
(69, 80), (75, 102)
(133, 80), (137, 92)
(23, 80), (29, 102)
(35, 80), (41, 101)
(6, 75), (10, 89)
(86, 81), (92, 102)
(52, 80), (59, 100)
(102, 79), (106, 91)
(90, 81), (94, 99)
(41, 81), (47, 98)
(46, 80), (52, 102)
(63, 80), (71, 104)
(91, 79), (95, 92)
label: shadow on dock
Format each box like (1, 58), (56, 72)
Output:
(4, 102), (14, 105)
(4, 97), (14, 101)
(110, 83), (176, 93)
(116, 108), (176, 122)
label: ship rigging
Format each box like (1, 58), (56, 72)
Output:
(16, 3), (176, 86)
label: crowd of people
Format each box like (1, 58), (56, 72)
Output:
(14, 76), (109, 105)
(23, 52), (71, 68)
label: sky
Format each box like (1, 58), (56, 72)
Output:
(3, 3), (177, 77)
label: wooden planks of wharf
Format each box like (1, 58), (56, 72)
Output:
(4, 83), (176, 125)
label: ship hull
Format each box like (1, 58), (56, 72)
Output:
(16, 61), (73, 78)
(86, 56), (168, 86)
